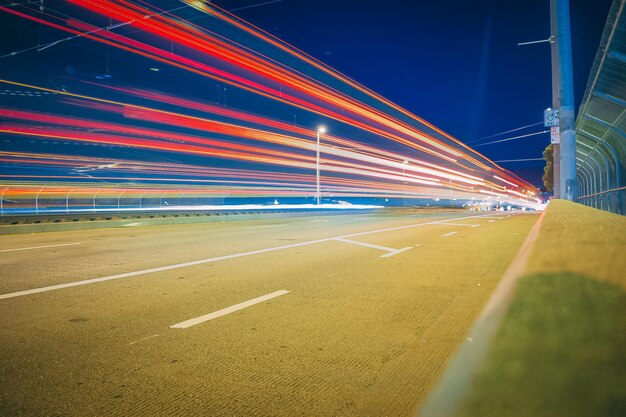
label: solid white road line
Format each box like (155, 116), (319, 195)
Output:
(0, 212), (504, 300)
(170, 290), (290, 329)
(335, 213), (494, 239)
(0, 238), (330, 300)
(0, 242), (81, 253)
(442, 231), (459, 237)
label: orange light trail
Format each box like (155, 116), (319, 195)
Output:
(0, 1), (542, 211)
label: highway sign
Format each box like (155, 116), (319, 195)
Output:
(551, 126), (560, 144)
(544, 109), (560, 127)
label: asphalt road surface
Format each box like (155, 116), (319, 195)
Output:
(0, 210), (538, 416)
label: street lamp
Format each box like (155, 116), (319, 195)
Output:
(402, 160), (409, 206)
(316, 126), (327, 205)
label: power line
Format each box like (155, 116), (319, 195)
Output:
(1, 0), (286, 60)
(473, 130), (549, 147)
(466, 121), (544, 145)
(230, 0), (284, 12)
(493, 157), (545, 163)
(0, 3), (188, 60)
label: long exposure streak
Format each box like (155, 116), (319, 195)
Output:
(0, 0), (541, 213)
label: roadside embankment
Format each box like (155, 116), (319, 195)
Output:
(421, 200), (626, 417)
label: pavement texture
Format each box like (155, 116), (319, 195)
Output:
(0, 210), (537, 416)
(457, 201), (626, 417)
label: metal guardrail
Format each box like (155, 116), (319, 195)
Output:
(0, 186), (230, 216)
(576, 186), (625, 214)
(575, 0), (625, 215)
(0, 207), (379, 226)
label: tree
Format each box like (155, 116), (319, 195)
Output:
(542, 144), (554, 193)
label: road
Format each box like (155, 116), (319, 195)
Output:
(0, 210), (538, 416)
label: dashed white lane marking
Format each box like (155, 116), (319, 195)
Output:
(128, 334), (161, 345)
(244, 224), (288, 229)
(170, 290), (290, 329)
(0, 242), (82, 253)
(123, 222), (142, 227)
(0, 212), (501, 300)
(333, 237), (412, 258)
(442, 231), (459, 237)
(488, 220), (495, 223)
(434, 223), (480, 228)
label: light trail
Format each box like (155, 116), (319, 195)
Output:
(0, 0), (543, 212)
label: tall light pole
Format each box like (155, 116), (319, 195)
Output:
(316, 126), (326, 205)
(402, 160), (409, 206)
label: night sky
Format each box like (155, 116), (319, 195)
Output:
(224, 0), (613, 185)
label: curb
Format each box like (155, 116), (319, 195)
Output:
(418, 208), (548, 417)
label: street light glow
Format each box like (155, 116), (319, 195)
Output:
(316, 126), (327, 205)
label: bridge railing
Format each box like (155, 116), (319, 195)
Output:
(575, 0), (625, 215)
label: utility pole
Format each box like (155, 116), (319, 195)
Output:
(549, 0), (561, 198)
(552, 0), (577, 200)
(521, 1), (577, 199)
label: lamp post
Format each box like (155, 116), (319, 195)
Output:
(402, 160), (409, 206)
(66, 188), (75, 214)
(0, 186), (8, 215)
(316, 126), (326, 205)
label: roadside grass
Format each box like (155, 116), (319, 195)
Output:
(457, 200), (626, 417)
(459, 272), (626, 417)
(524, 200), (626, 288)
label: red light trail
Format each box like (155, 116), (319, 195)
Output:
(0, 0), (542, 211)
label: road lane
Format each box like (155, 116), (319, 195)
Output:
(0, 211), (496, 295)
(0, 210), (538, 416)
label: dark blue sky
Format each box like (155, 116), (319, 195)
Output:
(222, 0), (613, 185)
